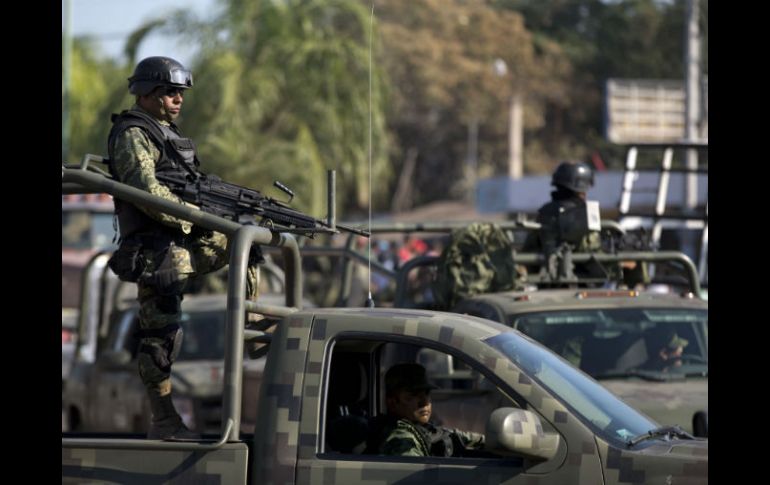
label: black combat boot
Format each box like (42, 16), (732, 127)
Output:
(146, 390), (200, 440)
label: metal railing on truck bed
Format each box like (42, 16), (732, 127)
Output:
(62, 160), (303, 449)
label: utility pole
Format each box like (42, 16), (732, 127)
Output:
(684, 0), (701, 209)
(62, 0), (73, 162)
(466, 118), (478, 202)
(508, 93), (523, 180)
(494, 58), (524, 180)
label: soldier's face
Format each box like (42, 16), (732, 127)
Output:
(139, 87), (184, 122)
(388, 389), (432, 424)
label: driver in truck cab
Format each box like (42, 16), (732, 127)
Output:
(366, 363), (485, 457)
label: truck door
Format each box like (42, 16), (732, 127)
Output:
(292, 312), (604, 485)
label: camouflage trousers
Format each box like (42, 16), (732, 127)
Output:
(134, 228), (261, 395)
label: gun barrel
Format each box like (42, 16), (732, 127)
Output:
(335, 223), (370, 237)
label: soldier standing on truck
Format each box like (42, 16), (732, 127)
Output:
(524, 161), (601, 257)
(524, 161), (647, 287)
(105, 56), (263, 440)
(366, 363), (485, 457)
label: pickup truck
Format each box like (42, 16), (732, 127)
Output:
(62, 165), (707, 484)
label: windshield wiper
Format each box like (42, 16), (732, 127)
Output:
(592, 370), (672, 382)
(627, 425), (694, 447)
(684, 370), (708, 377)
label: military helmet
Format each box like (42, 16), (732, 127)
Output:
(385, 363), (439, 396)
(552, 161), (594, 192)
(128, 56), (193, 96)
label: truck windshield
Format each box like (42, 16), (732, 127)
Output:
(508, 308), (708, 379)
(485, 332), (658, 446)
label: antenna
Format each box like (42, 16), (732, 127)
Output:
(365, 2), (375, 308)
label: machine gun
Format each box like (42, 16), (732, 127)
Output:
(600, 225), (653, 253)
(154, 171), (368, 237)
(63, 154), (368, 237)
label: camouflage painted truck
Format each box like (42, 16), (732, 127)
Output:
(62, 165), (707, 484)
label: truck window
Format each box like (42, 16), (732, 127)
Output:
(322, 338), (525, 460)
(378, 342), (521, 439)
(324, 349), (372, 454)
(485, 332), (659, 446)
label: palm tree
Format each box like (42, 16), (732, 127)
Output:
(126, 0), (390, 217)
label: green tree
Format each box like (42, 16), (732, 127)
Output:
(496, 0), (708, 168)
(65, 38), (130, 164)
(154, 0), (389, 217)
(373, 0), (573, 207)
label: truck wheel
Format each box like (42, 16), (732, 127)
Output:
(68, 406), (81, 432)
(133, 415), (148, 434)
(692, 411), (708, 438)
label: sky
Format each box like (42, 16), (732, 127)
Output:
(63, 0), (219, 67)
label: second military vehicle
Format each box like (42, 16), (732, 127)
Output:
(451, 288), (708, 437)
(370, 221), (709, 437)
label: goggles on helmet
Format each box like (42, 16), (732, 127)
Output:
(165, 69), (193, 87)
(133, 69), (193, 87)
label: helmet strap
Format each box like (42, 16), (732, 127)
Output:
(155, 94), (174, 123)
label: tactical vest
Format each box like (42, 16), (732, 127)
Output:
(107, 109), (201, 237)
(368, 416), (455, 457)
(537, 195), (600, 254)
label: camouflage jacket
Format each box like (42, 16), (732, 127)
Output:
(109, 104), (193, 235)
(374, 416), (485, 457)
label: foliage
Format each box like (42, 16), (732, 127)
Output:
(64, 0), (707, 213)
(64, 38), (131, 163)
(495, 0), (708, 169)
(373, 0), (574, 205)
(173, 0), (389, 217)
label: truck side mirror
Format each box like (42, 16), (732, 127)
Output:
(485, 407), (561, 462)
(101, 349), (132, 368)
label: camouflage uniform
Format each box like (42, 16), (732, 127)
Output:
(369, 363), (485, 457)
(375, 416), (485, 457)
(433, 223), (521, 310)
(109, 105), (260, 408)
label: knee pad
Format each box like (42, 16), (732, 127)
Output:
(138, 324), (184, 374)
